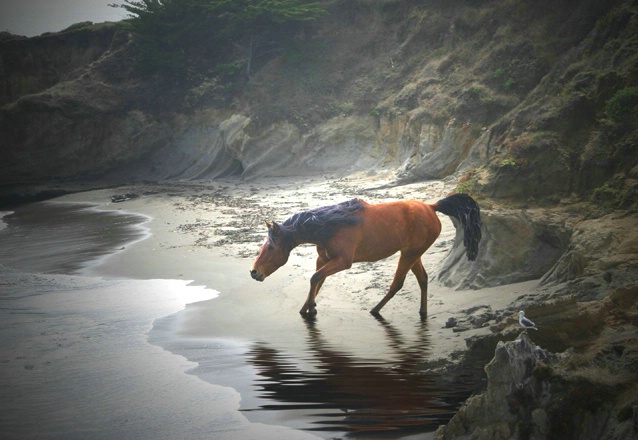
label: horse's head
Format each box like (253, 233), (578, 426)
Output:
(250, 221), (290, 282)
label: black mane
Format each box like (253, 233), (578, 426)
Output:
(271, 198), (364, 248)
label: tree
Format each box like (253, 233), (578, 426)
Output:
(112, 0), (325, 80)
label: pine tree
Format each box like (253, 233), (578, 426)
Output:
(112, 0), (325, 80)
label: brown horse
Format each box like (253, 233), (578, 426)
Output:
(250, 194), (481, 318)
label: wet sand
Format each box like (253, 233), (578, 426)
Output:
(0, 174), (537, 439)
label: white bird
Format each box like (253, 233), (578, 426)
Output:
(518, 311), (538, 330)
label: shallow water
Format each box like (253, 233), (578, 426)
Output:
(243, 319), (472, 437)
(0, 199), (482, 440)
(0, 200), (315, 440)
(0, 201), (150, 274)
(152, 303), (482, 439)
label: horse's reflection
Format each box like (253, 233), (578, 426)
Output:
(247, 318), (472, 437)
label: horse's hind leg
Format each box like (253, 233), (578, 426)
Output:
(411, 259), (429, 319)
(370, 254), (418, 316)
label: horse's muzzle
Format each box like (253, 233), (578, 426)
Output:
(250, 269), (265, 282)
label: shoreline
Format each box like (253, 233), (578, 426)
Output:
(1, 173), (542, 439)
(0, 201), (151, 275)
(0, 193), (322, 439)
(0, 268), (322, 440)
(55, 174), (501, 351)
(53, 175), (540, 435)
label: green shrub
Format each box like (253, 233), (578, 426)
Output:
(214, 62), (244, 81)
(62, 21), (94, 32)
(500, 158), (517, 168)
(590, 181), (623, 208)
(502, 77), (516, 90)
(456, 168), (478, 195)
(336, 101), (354, 114)
(606, 86), (638, 122)
(468, 85), (483, 96)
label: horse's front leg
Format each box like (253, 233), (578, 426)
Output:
(299, 272), (323, 316)
(300, 256), (352, 316)
(300, 255), (326, 315)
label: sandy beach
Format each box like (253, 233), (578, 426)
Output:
(0, 173), (537, 439)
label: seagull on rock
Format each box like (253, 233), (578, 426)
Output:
(518, 311), (538, 331)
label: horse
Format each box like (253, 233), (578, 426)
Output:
(250, 193), (481, 318)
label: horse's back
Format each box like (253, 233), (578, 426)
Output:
(368, 199), (441, 240)
(340, 199), (442, 262)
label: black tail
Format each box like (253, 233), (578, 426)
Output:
(435, 193), (482, 261)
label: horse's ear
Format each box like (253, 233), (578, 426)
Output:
(265, 221), (281, 238)
(271, 222), (282, 236)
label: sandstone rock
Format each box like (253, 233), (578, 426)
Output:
(438, 208), (572, 289)
(541, 212), (638, 286)
(435, 334), (554, 440)
(395, 118), (484, 181)
(436, 321), (638, 440)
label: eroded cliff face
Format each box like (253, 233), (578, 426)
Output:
(3, 1), (637, 204)
(0, 29), (485, 187)
(0, 25), (117, 104)
(0, 26), (166, 185)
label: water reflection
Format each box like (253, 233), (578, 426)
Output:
(246, 317), (474, 438)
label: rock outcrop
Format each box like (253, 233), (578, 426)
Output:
(436, 332), (638, 440)
(541, 212), (638, 288)
(438, 208), (573, 289)
(436, 202), (638, 296)
(436, 334), (556, 440)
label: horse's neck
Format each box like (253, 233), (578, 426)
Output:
(282, 230), (306, 252)
(284, 223), (327, 250)
(290, 235), (314, 249)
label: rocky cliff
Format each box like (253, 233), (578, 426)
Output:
(2, 0), (636, 203)
(436, 330), (638, 440)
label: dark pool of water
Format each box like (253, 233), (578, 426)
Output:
(0, 201), (149, 274)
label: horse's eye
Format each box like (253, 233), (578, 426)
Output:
(267, 244), (274, 251)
